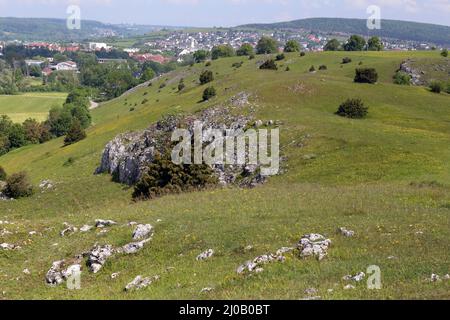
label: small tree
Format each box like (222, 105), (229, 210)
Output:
(344, 35), (366, 51)
(4, 171), (34, 198)
(178, 78), (186, 92)
(336, 98), (368, 119)
(354, 68), (378, 84)
(203, 87), (217, 101)
(0, 166), (6, 181)
(342, 57), (352, 64)
(319, 65), (327, 70)
(441, 49), (448, 58)
(237, 43), (254, 56)
(429, 81), (443, 93)
(64, 119), (86, 146)
(259, 59), (278, 70)
(393, 71), (411, 85)
(199, 70), (214, 85)
(211, 45), (235, 60)
(324, 39), (341, 51)
(256, 36), (278, 54)
(368, 36), (383, 51)
(300, 52), (306, 57)
(284, 40), (300, 52)
(193, 50), (209, 63)
(309, 65), (316, 72)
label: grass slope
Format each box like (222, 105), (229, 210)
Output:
(0, 92), (67, 123)
(0, 51), (449, 300)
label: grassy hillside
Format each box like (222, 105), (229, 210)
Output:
(0, 92), (67, 123)
(0, 51), (449, 300)
(240, 18), (450, 46)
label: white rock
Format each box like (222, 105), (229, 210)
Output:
(338, 227), (355, 237)
(125, 275), (160, 291)
(80, 225), (93, 232)
(196, 249), (214, 261)
(87, 245), (115, 273)
(111, 272), (121, 279)
(344, 284), (356, 290)
(23, 268), (31, 275)
(95, 219), (117, 228)
(122, 238), (152, 255)
(200, 287), (214, 293)
(132, 224), (154, 240)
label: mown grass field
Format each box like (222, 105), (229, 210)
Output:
(0, 51), (449, 300)
(0, 92), (67, 123)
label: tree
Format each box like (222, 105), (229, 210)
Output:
(441, 49), (449, 58)
(22, 118), (41, 144)
(202, 87), (217, 101)
(344, 35), (366, 51)
(4, 171), (34, 198)
(368, 37), (383, 51)
(0, 166), (6, 181)
(64, 119), (87, 146)
(178, 78), (185, 92)
(256, 36), (278, 54)
(193, 50), (210, 63)
(199, 70), (214, 85)
(276, 54), (285, 61)
(429, 81), (443, 93)
(46, 106), (73, 137)
(140, 68), (155, 82)
(259, 59), (278, 70)
(8, 123), (26, 149)
(236, 43), (254, 56)
(354, 68), (378, 84)
(393, 71), (411, 85)
(336, 98), (368, 119)
(211, 45), (235, 60)
(284, 40), (300, 52)
(324, 39), (341, 51)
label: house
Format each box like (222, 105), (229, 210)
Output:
(97, 58), (127, 64)
(55, 61), (78, 71)
(25, 60), (45, 67)
(88, 42), (111, 51)
(42, 67), (53, 77)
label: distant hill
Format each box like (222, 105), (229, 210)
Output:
(0, 17), (167, 42)
(239, 18), (450, 45)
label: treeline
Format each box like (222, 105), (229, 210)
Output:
(324, 35), (383, 51)
(0, 89), (91, 155)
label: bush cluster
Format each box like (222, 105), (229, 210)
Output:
(203, 87), (217, 101)
(3, 171), (34, 199)
(199, 70), (214, 85)
(259, 60), (278, 70)
(132, 155), (218, 200)
(393, 71), (411, 85)
(354, 68), (378, 84)
(336, 98), (369, 119)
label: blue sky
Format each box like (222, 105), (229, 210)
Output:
(0, 0), (449, 26)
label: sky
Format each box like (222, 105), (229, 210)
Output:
(0, 0), (448, 27)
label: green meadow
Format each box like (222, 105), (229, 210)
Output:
(0, 51), (449, 300)
(0, 92), (67, 123)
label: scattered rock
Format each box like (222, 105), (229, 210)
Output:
(132, 224), (154, 241)
(80, 225), (93, 232)
(297, 234), (332, 261)
(111, 272), (120, 279)
(45, 260), (81, 286)
(60, 223), (78, 237)
(305, 288), (318, 296)
(196, 249), (214, 261)
(39, 180), (54, 191)
(95, 220), (117, 228)
(0, 243), (21, 251)
(23, 268), (31, 275)
(28, 231), (37, 236)
(200, 287), (214, 294)
(430, 274), (441, 282)
(344, 284), (356, 290)
(343, 272), (366, 282)
(125, 275), (160, 292)
(338, 227), (355, 238)
(121, 238), (152, 255)
(87, 245), (115, 273)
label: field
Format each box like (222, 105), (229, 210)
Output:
(0, 92), (67, 123)
(0, 51), (449, 300)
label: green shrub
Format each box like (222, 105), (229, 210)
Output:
(336, 98), (368, 119)
(276, 53), (285, 61)
(259, 59), (278, 70)
(64, 119), (86, 146)
(285, 66), (290, 71)
(132, 155), (218, 200)
(446, 82), (450, 94)
(199, 70), (214, 85)
(354, 68), (378, 84)
(309, 65), (316, 72)
(202, 87), (217, 101)
(319, 65), (327, 70)
(342, 57), (352, 64)
(284, 40), (300, 52)
(393, 71), (411, 85)
(4, 171), (34, 198)
(142, 99), (149, 104)
(300, 52), (306, 57)
(441, 48), (448, 58)
(429, 81), (443, 93)
(232, 61), (244, 68)
(178, 79), (186, 91)
(0, 166), (6, 181)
